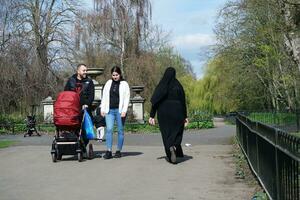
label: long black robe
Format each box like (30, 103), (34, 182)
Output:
(150, 67), (187, 159)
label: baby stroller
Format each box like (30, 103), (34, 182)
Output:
(51, 91), (93, 162)
(24, 115), (40, 137)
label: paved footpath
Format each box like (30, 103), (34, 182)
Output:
(0, 123), (255, 200)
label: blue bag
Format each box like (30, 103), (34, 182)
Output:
(82, 109), (95, 140)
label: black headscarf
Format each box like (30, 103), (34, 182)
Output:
(150, 67), (176, 105)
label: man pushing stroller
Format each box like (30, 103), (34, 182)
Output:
(64, 63), (95, 148)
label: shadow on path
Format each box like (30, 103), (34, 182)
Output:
(157, 154), (193, 164)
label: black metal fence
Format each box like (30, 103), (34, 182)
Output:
(236, 113), (300, 200)
(234, 110), (300, 133)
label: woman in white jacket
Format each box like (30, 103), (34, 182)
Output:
(100, 66), (130, 159)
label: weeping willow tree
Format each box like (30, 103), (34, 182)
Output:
(191, 0), (300, 113)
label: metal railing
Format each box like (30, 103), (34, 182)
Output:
(236, 113), (300, 200)
(234, 110), (300, 133)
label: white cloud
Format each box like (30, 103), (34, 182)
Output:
(172, 33), (216, 50)
(190, 60), (206, 79)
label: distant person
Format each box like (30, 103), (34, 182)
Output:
(64, 63), (95, 147)
(100, 66), (130, 159)
(149, 67), (188, 164)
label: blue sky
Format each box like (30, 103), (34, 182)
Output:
(151, 0), (228, 78)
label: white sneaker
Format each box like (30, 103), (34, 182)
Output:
(96, 127), (102, 140)
(97, 127), (105, 140)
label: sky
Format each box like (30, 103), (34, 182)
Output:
(151, 0), (228, 78)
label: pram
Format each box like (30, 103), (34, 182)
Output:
(24, 105), (40, 137)
(51, 91), (94, 162)
(24, 115), (40, 137)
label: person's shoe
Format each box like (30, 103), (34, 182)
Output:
(114, 150), (122, 158)
(103, 151), (112, 159)
(169, 146), (177, 164)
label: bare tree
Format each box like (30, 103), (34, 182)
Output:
(86, 0), (152, 74)
(0, 0), (16, 53)
(0, 0), (80, 113)
(13, 0), (78, 80)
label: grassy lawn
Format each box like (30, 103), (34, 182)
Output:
(290, 132), (300, 138)
(249, 112), (296, 125)
(0, 140), (17, 148)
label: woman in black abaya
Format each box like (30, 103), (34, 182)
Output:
(149, 67), (189, 164)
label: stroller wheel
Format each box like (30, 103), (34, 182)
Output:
(88, 144), (94, 159)
(51, 153), (57, 163)
(78, 152), (83, 162)
(57, 153), (62, 160)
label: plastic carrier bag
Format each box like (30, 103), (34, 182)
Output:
(82, 109), (95, 140)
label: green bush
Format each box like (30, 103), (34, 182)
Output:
(36, 124), (56, 133)
(124, 118), (214, 133)
(0, 114), (28, 134)
(187, 121), (214, 129)
(0, 114), (25, 124)
(189, 110), (213, 122)
(125, 123), (160, 133)
(0, 113), (53, 134)
(0, 112), (215, 134)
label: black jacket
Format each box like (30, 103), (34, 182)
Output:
(64, 74), (95, 106)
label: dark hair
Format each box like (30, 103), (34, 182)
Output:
(77, 63), (87, 69)
(111, 66), (123, 79)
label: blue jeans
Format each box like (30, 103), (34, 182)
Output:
(105, 109), (124, 151)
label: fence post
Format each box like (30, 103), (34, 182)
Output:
(256, 122), (260, 175)
(275, 129), (281, 200)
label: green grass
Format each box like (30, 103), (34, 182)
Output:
(252, 192), (268, 200)
(290, 132), (300, 138)
(225, 120), (235, 125)
(249, 112), (296, 125)
(0, 140), (17, 148)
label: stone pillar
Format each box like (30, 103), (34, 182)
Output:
(41, 96), (55, 123)
(131, 86), (145, 124)
(87, 67), (104, 110)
